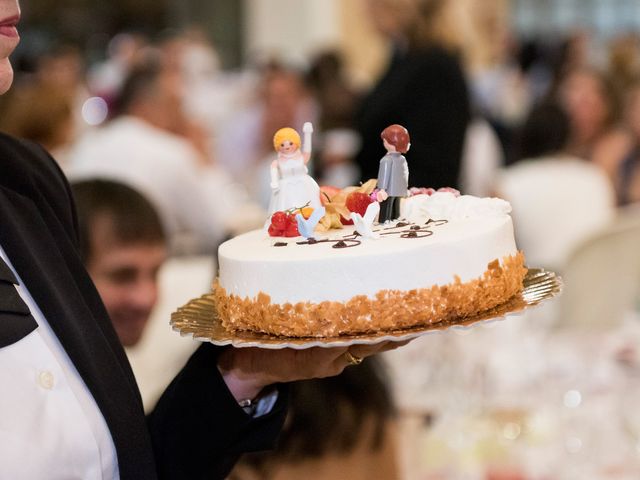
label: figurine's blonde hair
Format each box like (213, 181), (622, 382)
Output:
(273, 127), (301, 151)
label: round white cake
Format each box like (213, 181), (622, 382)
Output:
(214, 192), (526, 337)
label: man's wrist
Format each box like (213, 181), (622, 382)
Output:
(236, 387), (279, 417)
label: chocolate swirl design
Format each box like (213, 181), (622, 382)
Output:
(275, 219), (448, 248)
(295, 238), (362, 249)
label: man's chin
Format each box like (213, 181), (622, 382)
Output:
(118, 329), (145, 348)
(113, 316), (149, 347)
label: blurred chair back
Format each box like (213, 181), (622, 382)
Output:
(557, 204), (640, 330)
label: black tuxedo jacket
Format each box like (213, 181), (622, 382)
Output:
(355, 45), (471, 189)
(0, 132), (286, 479)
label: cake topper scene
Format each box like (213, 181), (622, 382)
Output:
(211, 122), (531, 338)
(266, 123), (412, 240)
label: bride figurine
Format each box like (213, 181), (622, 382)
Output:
(268, 122), (321, 215)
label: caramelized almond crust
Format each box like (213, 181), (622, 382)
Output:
(213, 252), (526, 338)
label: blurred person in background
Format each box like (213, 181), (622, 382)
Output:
(515, 39), (554, 106)
(464, 0), (531, 160)
(306, 50), (362, 188)
(552, 30), (594, 83)
(555, 66), (633, 197)
(177, 26), (239, 149)
(608, 33), (640, 102)
(217, 61), (318, 207)
(355, 0), (470, 189)
(230, 357), (398, 480)
(494, 102), (615, 272)
(34, 44), (85, 94)
(0, 43), (89, 167)
(72, 179), (200, 413)
(87, 32), (148, 101)
(33, 43), (94, 138)
(0, 82), (76, 167)
(156, 28), (249, 170)
(68, 55), (264, 254)
(619, 81), (640, 205)
(72, 179), (167, 348)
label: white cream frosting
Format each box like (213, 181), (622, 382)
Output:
(401, 192), (512, 223)
(218, 194), (519, 305)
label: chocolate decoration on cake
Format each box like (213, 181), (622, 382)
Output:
(425, 219), (448, 227)
(401, 230), (434, 239)
(286, 216), (448, 249)
(273, 242), (288, 247)
(296, 238), (360, 249)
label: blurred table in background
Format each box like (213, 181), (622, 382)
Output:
(386, 300), (640, 480)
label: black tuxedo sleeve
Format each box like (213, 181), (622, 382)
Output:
(148, 344), (288, 480)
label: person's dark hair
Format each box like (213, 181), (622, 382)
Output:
(112, 55), (163, 117)
(71, 179), (166, 262)
(237, 356), (395, 474)
(517, 101), (571, 160)
(553, 66), (621, 128)
(307, 51), (342, 88)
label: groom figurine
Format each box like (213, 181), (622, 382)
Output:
(377, 124), (410, 223)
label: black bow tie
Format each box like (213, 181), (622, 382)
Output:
(0, 255), (38, 347)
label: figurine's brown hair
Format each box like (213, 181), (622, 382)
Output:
(381, 124), (411, 153)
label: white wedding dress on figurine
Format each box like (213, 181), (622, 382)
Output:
(268, 151), (321, 214)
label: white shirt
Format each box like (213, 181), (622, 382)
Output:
(0, 245), (119, 480)
(67, 116), (262, 253)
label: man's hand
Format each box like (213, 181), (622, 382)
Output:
(217, 341), (407, 403)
